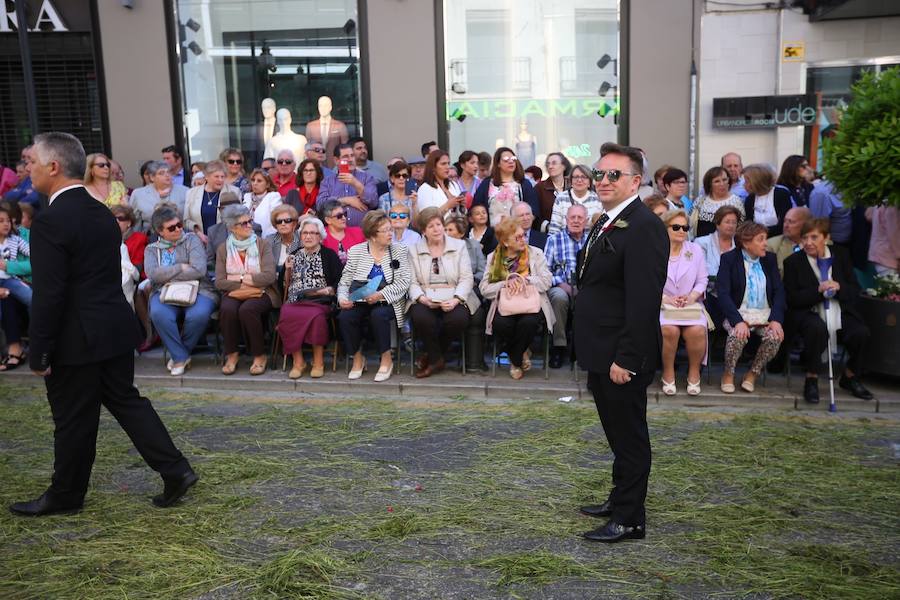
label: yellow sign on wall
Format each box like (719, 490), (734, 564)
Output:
(783, 41), (805, 62)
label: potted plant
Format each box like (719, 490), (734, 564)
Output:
(860, 274), (900, 376)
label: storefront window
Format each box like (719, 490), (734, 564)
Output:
(442, 0), (620, 168)
(174, 0), (362, 168)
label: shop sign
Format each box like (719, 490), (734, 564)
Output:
(446, 98), (620, 121)
(713, 94), (817, 129)
(1, 0), (85, 33)
(782, 41), (805, 62)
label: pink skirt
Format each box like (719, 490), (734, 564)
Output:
(277, 301), (332, 353)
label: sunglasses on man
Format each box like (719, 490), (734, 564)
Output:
(591, 169), (639, 183)
(276, 159), (294, 165)
(389, 212), (409, 219)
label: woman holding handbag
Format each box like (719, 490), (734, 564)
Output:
(479, 218), (554, 379)
(658, 209), (709, 396)
(215, 205), (279, 376)
(406, 207), (479, 378)
(144, 205), (218, 376)
(276, 217), (342, 379)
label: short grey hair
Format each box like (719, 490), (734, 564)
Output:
(319, 199), (343, 219)
(221, 204), (250, 229)
(151, 204), (181, 233)
(299, 216), (327, 239)
(146, 160), (170, 177)
(276, 149), (296, 162)
(512, 201), (533, 216)
(566, 203), (588, 217)
(32, 132), (85, 179)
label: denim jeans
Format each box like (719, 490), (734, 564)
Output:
(0, 277), (32, 312)
(149, 292), (216, 363)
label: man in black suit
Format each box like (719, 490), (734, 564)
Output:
(573, 143), (668, 543)
(9, 132), (197, 517)
(513, 201), (547, 250)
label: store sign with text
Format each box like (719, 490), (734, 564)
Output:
(0, 0), (90, 33)
(713, 94), (817, 129)
(447, 98), (620, 121)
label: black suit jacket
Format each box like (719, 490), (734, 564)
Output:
(526, 229), (547, 250)
(573, 198), (668, 374)
(783, 244), (861, 321)
(29, 186), (141, 370)
(716, 248), (786, 327)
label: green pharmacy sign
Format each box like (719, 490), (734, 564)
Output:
(447, 98), (620, 121)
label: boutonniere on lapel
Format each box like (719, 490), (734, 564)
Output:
(612, 219), (629, 230)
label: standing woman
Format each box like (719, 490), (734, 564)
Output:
(658, 210), (709, 396)
(184, 160), (241, 244)
(337, 210), (412, 382)
(416, 150), (465, 216)
(406, 207), (478, 378)
(220, 148), (250, 194)
(320, 199), (365, 264)
(661, 168), (693, 214)
(277, 217), (342, 379)
(215, 205), (279, 376)
(777, 155), (814, 208)
(284, 159), (323, 216)
(535, 152), (572, 230)
(243, 168), (282, 237)
(480, 218), (554, 380)
(457, 151), (482, 206)
(129, 161), (188, 233)
(548, 164), (602, 235)
(467, 204), (497, 256)
(743, 164), (793, 237)
(691, 166), (745, 238)
(84, 153), (128, 207)
(716, 221), (785, 393)
(472, 147), (539, 228)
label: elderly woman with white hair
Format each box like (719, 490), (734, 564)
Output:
(215, 204), (279, 376)
(129, 160), (189, 233)
(276, 216), (343, 379)
(184, 160), (241, 244)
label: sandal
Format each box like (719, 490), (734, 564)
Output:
(0, 353), (26, 371)
(521, 350), (532, 372)
(222, 360), (238, 375)
(661, 379), (677, 396)
(250, 362), (267, 376)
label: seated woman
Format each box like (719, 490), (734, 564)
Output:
(378, 160), (417, 215)
(84, 152), (128, 207)
(129, 161), (188, 233)
(388, 203), (421, 248)
(406, 208), (479, 378)
(265, 203), (301, 291)
(337, 210), (412, 382)
(416, 150), (465, 216)
(111, 204), (148, 319)
(467, 204), (497, 256)
(548, 164), (602, 235)
(215, 205), (280, 376)
(783, 218), (873, 402)
(184, 160), (242, 244)
(277, 217), (342, 380)
(716, 221), (786, 393)
(479, 218), (554, 380)
(0, 205), (31, 371)
(446, 214), (488, 372)
(320, 199), (365, 264)
(658, 210), (709, 396)
(284, 159), (323, 216)
(243, 168), (283, 237)
(642, 193), (668, 218)
(743, 164), (793, 238)
(691, 166), (745, 238)
(694, 205), (740, 328)
(144, 205), (218, 376)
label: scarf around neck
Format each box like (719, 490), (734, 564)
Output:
(742, 250), (767, 309)
(226, 233), (260, 275)
(488, 244), (530, 283)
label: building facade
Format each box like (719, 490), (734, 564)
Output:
(2, 0), (899, 189)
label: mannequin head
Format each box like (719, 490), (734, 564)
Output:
(276, 108), (292, 132)
(317, 96), (332, 118)
(519, 118), (528, 132)
(261, 98), (276, 119)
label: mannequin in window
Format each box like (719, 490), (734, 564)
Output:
(515, 118), (537, 168)
(305, 96), (349, 168)
(264, 108), (308, 166)
(261, 98), (277, 147)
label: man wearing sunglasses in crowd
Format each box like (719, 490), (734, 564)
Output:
(315, 143), (378, 228)
(574, 142), (668, 544)
(304, 142), (334, 178)
(271, 149), (300, 198)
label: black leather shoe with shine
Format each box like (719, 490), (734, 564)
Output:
(579, 500), (613, 518)
(839, 375), (873, 400)
(9, 492), (83, 517)
(582, 520), (646, 543)
(152, 470), (199, 508)
(803, 377), (820, 404)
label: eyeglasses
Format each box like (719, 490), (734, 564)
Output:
(227, 158), (243, 165)
(329, 212), (347, 220)
(275, 218), (295, 225)
(669, 224), (690, 232)
(94, 162), (110, 168)
(570, 175), (589, 181)
(389, 212), (409, 219)
(236, 220), (254, 228)
(115, 215), (131, 222)
(377, 228), (393, 235)
(302, 168), (317, 173)
(276, 159), (294, 165)
(431, 257), (440, 275)
(591, 169), (638, 183)
(670, 179), (687, 186)
(513, 233), (526, 241)
(164, 222), (184, 233)
(301, 230), (320, 236)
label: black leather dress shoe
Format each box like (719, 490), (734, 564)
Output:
(583, 520), (646, 543)
(839, 375), (874, 400)
(579, 500), (613, 518)
(152, 470), (199, 508)
(9, 492), (82, 517)
(803, 377), (820, 404)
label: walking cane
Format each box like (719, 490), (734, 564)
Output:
(815, 254), (836, 413)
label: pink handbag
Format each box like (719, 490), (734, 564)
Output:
(497, 274), (541, 316)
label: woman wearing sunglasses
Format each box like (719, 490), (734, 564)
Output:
(266, 203), (302, 292)
(378, 161), (417, 215)
(243, 168), (283, 237)
(144, 205), (218, 376)
(658, 210), (709, 397)
(388, 203), (421, 248)
(219, 148), (250, 194)
(215, 205), (280, 376)
(84, 153), (128, 207)
(472, 147), (540, 229)
(320, 199), (365, 265)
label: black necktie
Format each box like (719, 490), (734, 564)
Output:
(580, 213), (610, 278)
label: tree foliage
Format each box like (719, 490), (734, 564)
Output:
(822, 67), (900, 207)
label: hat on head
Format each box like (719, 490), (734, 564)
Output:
(406, 156), (426, 166)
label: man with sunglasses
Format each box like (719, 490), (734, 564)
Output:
(271, 149), (299, 197)
(574, 143), (668, 543)
(304, 142), (334, 178)
(11, 132), (197, 517)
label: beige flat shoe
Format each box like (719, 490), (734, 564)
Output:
(222, 360), (238, 375)
(510, 365), (524, 380)
(740, 379), (755, 393)
(289, 363), (306, 379)
(720, 382), (736, 394)
(310, 365), (325, 378)
(250, 362), (267, 376)
(374, 364), (393, 382)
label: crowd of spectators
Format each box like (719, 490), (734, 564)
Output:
(1, 139), (897, 402)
